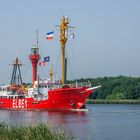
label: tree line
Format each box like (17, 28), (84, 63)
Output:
(69, 76), (140, 100)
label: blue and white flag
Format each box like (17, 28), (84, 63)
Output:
(44, 56), (50, 62)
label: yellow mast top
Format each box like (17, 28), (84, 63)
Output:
(59, 16), (69, 84)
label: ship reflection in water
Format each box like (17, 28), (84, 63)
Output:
(0, 104), (140, 140)
(5, 109), (88, 126)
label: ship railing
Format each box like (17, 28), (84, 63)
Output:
(67, 81), (91, 88)
(49, 81), (91, 89)
(0, 94), (25, 99)
(37, 81), (91, 90)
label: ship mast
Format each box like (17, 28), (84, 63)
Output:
(59, 16), (69, 84)
(10, 57), (23, 85)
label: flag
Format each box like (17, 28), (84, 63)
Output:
(70, 33), (75, 39)
(44, 56), (50, 62)
(39, 61), (45, 66)
(46, 31), (54, 40)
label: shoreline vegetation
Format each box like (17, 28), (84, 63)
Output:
(0, 122), (74, 140)
(86, 99), (140, 104)
(68, 76), (140, 102)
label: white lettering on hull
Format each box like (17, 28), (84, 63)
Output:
(12, 99), (27, 109)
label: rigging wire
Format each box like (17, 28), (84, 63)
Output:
(22, 61), (31, 83)
(53, 27), (61, 80)
(66, 28), (78, 80)
(53, 23), (78, 81)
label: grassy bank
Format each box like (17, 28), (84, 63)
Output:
(0, 122), (74, 140)
(86, 99), (140, 104)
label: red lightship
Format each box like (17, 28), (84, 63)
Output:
(0, 17), (101, 110)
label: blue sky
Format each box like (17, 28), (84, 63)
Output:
(0, 0), (140, 83)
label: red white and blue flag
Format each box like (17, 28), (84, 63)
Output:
(46, 31), (54, 40)
(39, 61), (45, 66)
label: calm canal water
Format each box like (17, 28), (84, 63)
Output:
(0, 104), (140, 140)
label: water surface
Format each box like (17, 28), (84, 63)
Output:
(0, 104), (140, 140)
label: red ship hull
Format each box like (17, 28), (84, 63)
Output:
(0, 18), (101, 110)
(0, 86), (93, 110)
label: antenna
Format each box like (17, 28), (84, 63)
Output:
(16, 25), (19, 58)
(36, 29), (39, 48)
